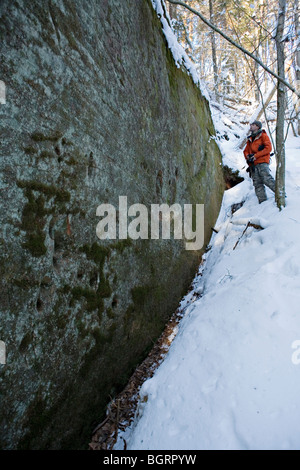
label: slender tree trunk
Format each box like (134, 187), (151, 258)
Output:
(209, 0), (219, 102)
(294, 0), (300, 134)
(254, 26), (260, 103)
(254, 55), (260, 103)
(275, 0), (286, 209)
(168, 2), (177, 20)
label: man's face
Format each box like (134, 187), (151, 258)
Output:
(250, 123), (259, 132)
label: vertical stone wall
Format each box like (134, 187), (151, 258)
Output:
(0, 0), (224, 448)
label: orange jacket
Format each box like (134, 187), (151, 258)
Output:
(243, 130), (272, 165)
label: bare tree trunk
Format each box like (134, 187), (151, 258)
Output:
(254, 55), (260, 103)
(209, 0), (219, 102)
(275, 0), (286, 209)
(294, 0), (300, 134)
(253, 25), (261, 103)
(168, 2), (177, 20)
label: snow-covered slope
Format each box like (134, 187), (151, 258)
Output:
(115, 115), (300, 449)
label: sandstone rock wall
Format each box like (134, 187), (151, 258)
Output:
(0, 0), (224, 449)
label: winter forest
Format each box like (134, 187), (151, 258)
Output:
(168, 0), (299, 115)
(166, 0), (299, 209)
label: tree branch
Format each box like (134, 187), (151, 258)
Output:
(166, 0), (300, 98)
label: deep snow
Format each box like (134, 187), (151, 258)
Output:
(114, 117), (300, 450)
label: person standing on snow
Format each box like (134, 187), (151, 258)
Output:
(243, 120), (276, 204)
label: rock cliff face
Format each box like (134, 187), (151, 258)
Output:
(0, 0), (224, 449)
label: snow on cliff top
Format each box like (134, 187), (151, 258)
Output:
(151, 0), (210, 101)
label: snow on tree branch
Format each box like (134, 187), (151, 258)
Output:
(166, 0), (300, 98)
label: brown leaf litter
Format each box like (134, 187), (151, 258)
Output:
(89, 271), (203, 450)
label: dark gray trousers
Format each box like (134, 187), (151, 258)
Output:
(251, 163), (275, 203)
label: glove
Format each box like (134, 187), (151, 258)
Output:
(247, 154), (255, 163)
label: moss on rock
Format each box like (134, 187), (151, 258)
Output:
(0, 0), (224, 450)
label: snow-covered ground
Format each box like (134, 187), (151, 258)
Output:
(114, 112), (300, 450)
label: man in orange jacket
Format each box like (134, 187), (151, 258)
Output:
(243, 120), (276, 203)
